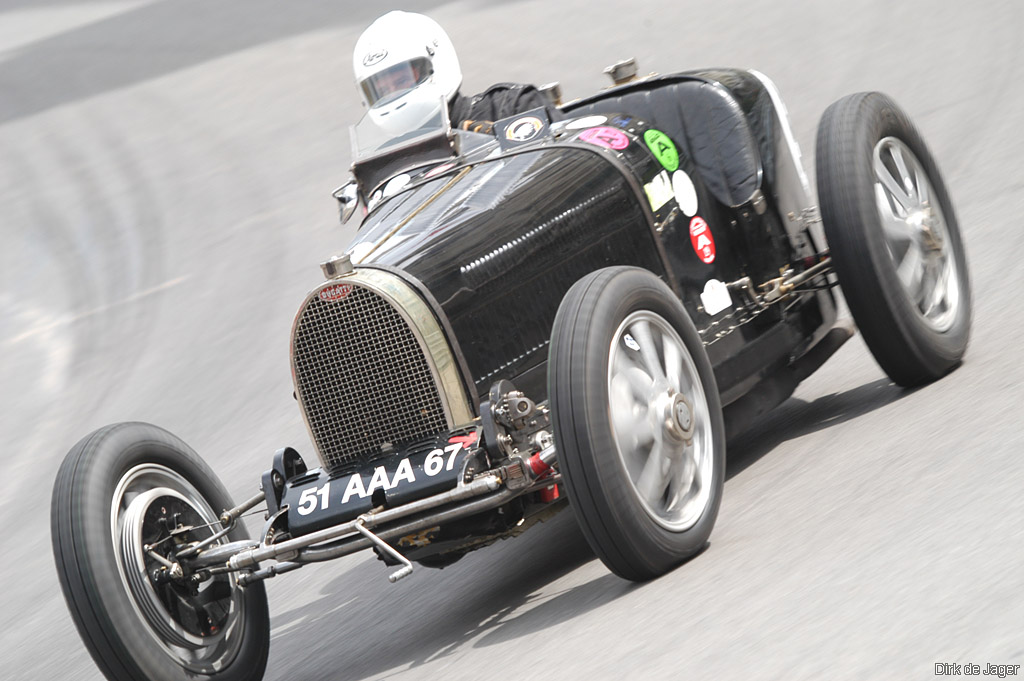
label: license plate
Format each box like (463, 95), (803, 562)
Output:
(284, 430), (480, 536)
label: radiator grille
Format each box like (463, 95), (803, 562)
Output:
(292, 283), (449, 472)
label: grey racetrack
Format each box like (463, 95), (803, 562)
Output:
(2, 1), (1022, 679)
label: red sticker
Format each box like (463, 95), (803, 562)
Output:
(578, 126), (629, 150)
(689, 216), (715, 264)
(448, 432), (479, 447)
(319, 283), (354, 302)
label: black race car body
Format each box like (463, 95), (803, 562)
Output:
(280, 69), (839, 539)
(51, 64), (971, 681)
(344, 68), (833, 408)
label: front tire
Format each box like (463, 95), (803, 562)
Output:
(51, 422), (270, 681)
(549, 267), (725, 581)
(816, 92), (971, 386)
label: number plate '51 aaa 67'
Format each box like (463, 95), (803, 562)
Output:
(282, 432), (478, 535)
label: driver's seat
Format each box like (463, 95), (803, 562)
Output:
(563, 75), (762, 208)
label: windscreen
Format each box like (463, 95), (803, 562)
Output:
(350, 95), (450, 163)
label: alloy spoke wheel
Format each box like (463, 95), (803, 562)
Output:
(608, 311), (713, 531)
(873, 136), (960, 332)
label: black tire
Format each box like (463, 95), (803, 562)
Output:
(51, 422), (270, 681)
(816, 92), (971, 386)
(548, 267), (725, 581)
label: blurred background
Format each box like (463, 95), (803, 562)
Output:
(1, 1), (1022, 679)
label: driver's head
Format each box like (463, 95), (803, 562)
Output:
(353, 11), (462, 134)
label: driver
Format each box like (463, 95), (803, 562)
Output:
(353, 11), (561, 136)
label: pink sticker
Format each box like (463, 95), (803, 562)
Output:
(423, 161), (456, 179)
(689, 216), (716, 264)
(579, 126), (629, 150)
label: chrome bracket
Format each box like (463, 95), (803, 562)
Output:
(539, 81), (563, 107)
(727, 276), (765, 309)
(604, 58), (639, 85)
(354, 516), (414, 583)
(762, 257), (834, 304)
(761, 269), (796, 303)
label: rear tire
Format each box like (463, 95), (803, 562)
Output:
(51, 422), (270, 681)
(816, 92), (971, 386)
(548, 267), (725, 581)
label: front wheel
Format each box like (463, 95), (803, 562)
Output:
(51, 422), (270, 681)
(549, 267), (725, 581)
(816, 92), (972, 386)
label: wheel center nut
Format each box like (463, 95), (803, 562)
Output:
(675, 399), (691, 431)
(911, 208), (944, 251)
(665, 393), (695, 441)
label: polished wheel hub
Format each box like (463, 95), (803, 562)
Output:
(608, 311), (713, 531)
(872, 137), (960, 332)
(664, 391), (695, 442)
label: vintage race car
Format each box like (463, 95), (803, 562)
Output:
(51, 65), (971, 681)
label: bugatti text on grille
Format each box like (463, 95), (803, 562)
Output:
(292, 282), (448, 471)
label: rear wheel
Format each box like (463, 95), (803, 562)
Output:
(51, 422), (270, 681)
(549, 267), (725, 581)
(816, 92), (971, 386)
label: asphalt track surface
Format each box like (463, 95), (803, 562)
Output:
(2, 1), (1022, 679)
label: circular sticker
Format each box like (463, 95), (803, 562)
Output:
(564, 115), (608, 130)
(506, 116), (543, 142)
(382, 173), (410, 197)
(644, 129), (679, 172)
(367, 189), (383, 212)
(579, 126), (630, 150)
(672, 170), (698, 216)
(689, 216), (716, 264)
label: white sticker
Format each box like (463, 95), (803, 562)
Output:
(623, 333), (640, 351)
(367, 189), (383, 212)
(672, 170), (698, 216)
(382, 173), (411, 197)
(701, 279), (733, 316)
(643, 170), (674, 211)
(564, 115), (608, 130)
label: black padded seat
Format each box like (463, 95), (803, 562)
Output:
(565, 78), (761, 207)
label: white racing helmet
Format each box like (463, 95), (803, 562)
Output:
(353, 11), (463, 135)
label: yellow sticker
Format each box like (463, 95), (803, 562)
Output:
(644, 171), (674, 210)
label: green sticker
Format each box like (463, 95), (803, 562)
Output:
(643, 129), (679, 172)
